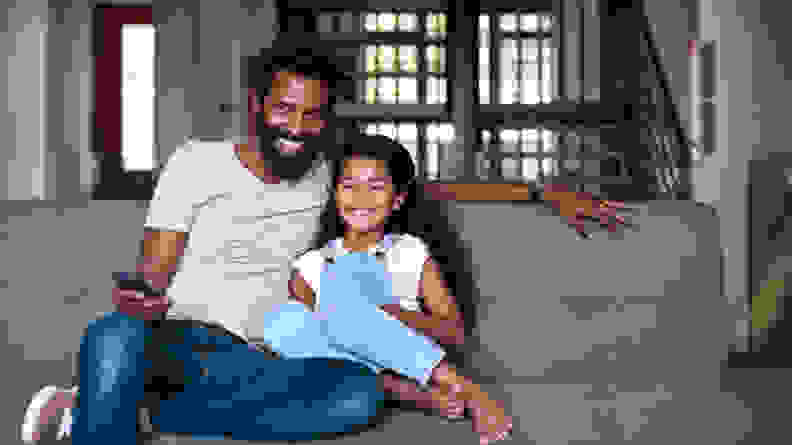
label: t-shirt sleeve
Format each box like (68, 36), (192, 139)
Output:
(144, 141), (205, 233)
(404, 234), (431, 270)
(291, 250), (323, 294)
(396, 234), (432, 311)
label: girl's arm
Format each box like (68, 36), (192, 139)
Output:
(288, 269), (316, 312)
(381, 258), (465, 346)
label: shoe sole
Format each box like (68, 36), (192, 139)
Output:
(21, 385), (77, 444)
(21, 385), (59, 444)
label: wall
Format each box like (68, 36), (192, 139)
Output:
(686, 0), (764, 346)
(4, 0), (278, 202)
(2, 0), (49, 200)
(643, 0), (775, 348)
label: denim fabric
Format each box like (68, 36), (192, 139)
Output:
(70, 312), (384, 444)
(260, 251), (445, 386)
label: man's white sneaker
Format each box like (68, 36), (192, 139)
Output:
(21, 385), (77, 444)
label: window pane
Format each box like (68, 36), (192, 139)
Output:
(426, 123), (454, 179)
(479, 77), (490, 104)
(500, 14), (518, 32)
(479, 15), (490, 105)
(122, 24), (156, 171)
(427, 76), (446, 104)
(397, 123), (418, 165)
(379, 123), (397, 139)
(364, 77), (377, 104)
(479, 14), (490, 32)
(521, 129), (538, 152)
(543, 43), (554, 102)
(397, 122), (418, 141)
(520, 14), (539, 32)
(541, 158), (557, 177)
(397, 77), (418, 103)
(500, 129), (519, 153)
(541, 14), (554, 31)
(542, 129), (556, 152)
(399, 45), (418, 73)
(379, 77), (396, 103)
(378, 13), (396, 32)
(380, 45), (395, 72)
(364, 13), (377, 32)
(426, 45), (446, 73)
(398, 13), (417, 31)
(489, 12), (558, 105)
(364, 45), (378, 73)
(426, 13), (447, 39)
(520, 39), (540, 104)
(499, 39), (518, 104)
(426, 144), (440, 179)
(501, 158), (520, 180)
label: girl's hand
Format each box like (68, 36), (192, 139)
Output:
(380, 303), (403, 317)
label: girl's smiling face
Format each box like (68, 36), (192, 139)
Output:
(336, 157), (405, 234)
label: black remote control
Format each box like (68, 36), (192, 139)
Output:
(113, 272), (166, 297)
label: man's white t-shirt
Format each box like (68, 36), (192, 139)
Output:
(144, 139), (330, 341)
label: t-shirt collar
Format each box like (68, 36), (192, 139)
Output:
(322, 234), (398, 262)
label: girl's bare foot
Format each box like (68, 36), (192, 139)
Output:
(431, 362), (512, 444)
(381, 373), (465, 419)
(469, 399), (512, 444)
(427, 383), (466, 419)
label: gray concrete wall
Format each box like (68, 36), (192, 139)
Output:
(3, 0), (277, 201)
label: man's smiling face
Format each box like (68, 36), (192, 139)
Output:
(255, 71), (330, 182)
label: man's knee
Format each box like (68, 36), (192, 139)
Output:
(81, 312), (150, 360)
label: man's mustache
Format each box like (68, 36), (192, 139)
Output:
(269, 129), (308, 145)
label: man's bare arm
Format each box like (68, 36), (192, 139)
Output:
(288, 270), (316, 312)
(135, 229), (188, 290)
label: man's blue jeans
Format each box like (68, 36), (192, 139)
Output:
(70, 312), (385, 444)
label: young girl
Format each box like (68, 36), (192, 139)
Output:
(266, 133), (513, 444)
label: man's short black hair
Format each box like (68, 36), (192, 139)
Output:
(244, 35), (353, 109)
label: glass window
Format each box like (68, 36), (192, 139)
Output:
(121, 24), (156, 171)
(345, 11), (448, 105)
(480, 12), (556, 105)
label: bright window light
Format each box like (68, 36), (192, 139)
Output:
(122, 24), (156, 171)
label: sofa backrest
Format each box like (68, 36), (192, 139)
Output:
(441, 199), (741, 387)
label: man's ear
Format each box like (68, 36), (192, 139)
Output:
(392, 193), (408, 211)
(248, 88), (265, 113)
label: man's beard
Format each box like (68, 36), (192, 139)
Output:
(255, 116), (323, 185)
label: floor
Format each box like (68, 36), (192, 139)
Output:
(14, 364), (788, 445)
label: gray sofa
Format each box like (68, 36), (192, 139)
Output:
(1, 198), (751, 444)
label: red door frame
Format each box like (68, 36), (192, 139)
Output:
(93, 5), (153, 199)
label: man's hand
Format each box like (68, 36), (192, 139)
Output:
(112, 287), (170, 321)
(543, 185), (630, 238)
(113, 229), (186, 320)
